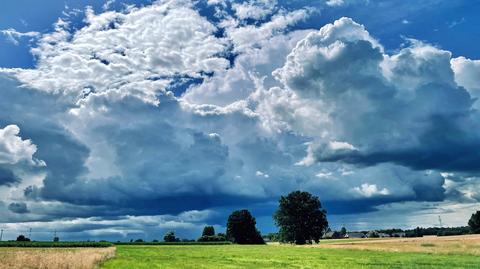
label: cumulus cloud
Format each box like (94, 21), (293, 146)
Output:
(353, 183), (389, 197)
(270, 17), (479, 173)
(232, 0), (277, 20)
(451, 57), (480, 99)
(10, 0), (229, 103)
(0, 125), (44, 167)
(0, 0), (479, 238)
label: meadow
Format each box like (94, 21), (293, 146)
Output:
(101, 235), (480, 269)
(2, 235), (480, 268)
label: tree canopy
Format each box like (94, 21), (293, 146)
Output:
(202, 226), (215, 237)
(163, 231), (179, 242)
(469, 211), (480, 234)
(274, 190), (328, 244)
(226, 209), (264, 244)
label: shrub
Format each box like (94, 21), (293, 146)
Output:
(16, 235), (30, 242)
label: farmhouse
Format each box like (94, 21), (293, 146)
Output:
(346, 232), (366, 239)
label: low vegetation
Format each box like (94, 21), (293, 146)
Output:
(101, 242), (480, 269)
(113, 241), (231, 245)
(0, 241), (113, 248)
(312, 234), (480, 256)
(0, 247), (115, 269)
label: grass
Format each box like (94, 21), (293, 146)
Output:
(101, 244), (480, 269)
(114, 241), (231, 245)
(0, 247), (115, 269)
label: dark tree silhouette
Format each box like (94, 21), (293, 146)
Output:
(202, 226), (215, 236)
(226, 209), (264, 244)
(340, 226), (347, 237)
(274, 191), (328, 244)
(163, 231), (179, 242)
(469, 211), (480, 234)
(16, 235), (30, 242)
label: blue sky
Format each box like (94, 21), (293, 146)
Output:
(0, 0), (479, 241)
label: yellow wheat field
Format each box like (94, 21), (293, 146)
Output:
(0, 247), (116, 269)
(309, 234), (480, 255)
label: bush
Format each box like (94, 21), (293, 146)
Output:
(16, 235), (30, 242)
(197, 234), (226, 242)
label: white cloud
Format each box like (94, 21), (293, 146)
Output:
(232, 0), (277, 20)
(353, 183), (390, 197)
(0, 28), (39, 45)
(328, 141), (357, 151)
(451, 56), (480, 100)
(0, 125), (42, 166)
(326, 0), (345, 7)
(10, 1), (229, 103)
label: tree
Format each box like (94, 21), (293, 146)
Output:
(16, 235), (30, 242)
(366, 231), (379, 238)
(340, 227), (347, 237)
(163, 231), (179, 242)
(202, 226), (215, 236)
(53, 236), (60, 242)
(274, 191), (328, 244)
(469, 211), (480, 234)
(226, 209), (264, 244)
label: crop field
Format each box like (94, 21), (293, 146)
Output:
(2, 235), (480, 268)
(0, 247), (115, 269)
(312, 234), (480, 255)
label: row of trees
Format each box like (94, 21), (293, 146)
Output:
(160, 191), (328, 245)
(190, 191), (480, 245)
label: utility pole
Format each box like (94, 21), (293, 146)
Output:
(29, 228), (32, 240)
(438, 216), (443, 228)
(0, 229), (3, 241)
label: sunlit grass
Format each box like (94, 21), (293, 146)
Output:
(101, 242), (480, 269)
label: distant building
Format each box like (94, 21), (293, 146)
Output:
(391, 232), (406, 237)
(346, 232), (366, 239)
(378, 233), (390, 238)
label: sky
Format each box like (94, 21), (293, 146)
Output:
(0, 0), (479, 241)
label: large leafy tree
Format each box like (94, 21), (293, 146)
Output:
(226, 209), (264, 244)
(469, 211), (480, 234)
(202, 226), (215, 236)
(274, 191), (328, 244)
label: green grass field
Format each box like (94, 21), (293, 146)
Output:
(101, 244), (480, 269)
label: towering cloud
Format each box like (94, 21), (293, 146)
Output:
(0, 0), (479, 240)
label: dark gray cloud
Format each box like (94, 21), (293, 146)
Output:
(0, 1), (479, 240)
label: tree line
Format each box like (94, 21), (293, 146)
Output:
(12, 191), (480, 245)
